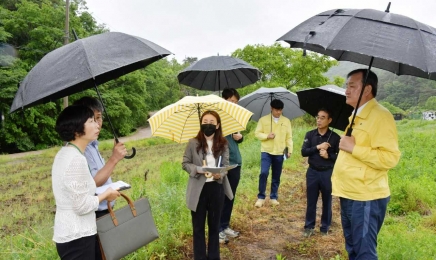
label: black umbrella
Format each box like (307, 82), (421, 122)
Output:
(177, 56), (261, 92)
(296, 85), (353, 131)
(10, 31), (172, 158)
(277, 3), (436, 135)
(238, 87), (305, 122)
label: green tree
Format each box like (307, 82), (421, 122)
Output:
(379, 101), (406, 115)
(0, 0), (110, 153)
(424, 96), (436, 111)
(231, 43), (339, 96)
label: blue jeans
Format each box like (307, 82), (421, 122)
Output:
(340, 196), (390, 260)
(258, 152), (284, 200)
(304, 167), (332, 232)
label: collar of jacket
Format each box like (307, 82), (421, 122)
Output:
(353, 98), (378, 119)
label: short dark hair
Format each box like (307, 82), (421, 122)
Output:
(222, 88), (240, 101)
(317, 108), (332, 118)
(270, 99), (284, 109)
(73, 96), (103, 112)
(347, 69), (378, 97)
(55, 105), (94, 142)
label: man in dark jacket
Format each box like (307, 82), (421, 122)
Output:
(219, 88), (243, 243)
(301, 108), (340, 237)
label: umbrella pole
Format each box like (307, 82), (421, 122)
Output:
(270, 93), (273, 132)
(346, 57), (374, 136)
(93, 83), (136, 159)
(218, 71), (221, 96)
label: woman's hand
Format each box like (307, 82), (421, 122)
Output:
(99, 187), (120, 202)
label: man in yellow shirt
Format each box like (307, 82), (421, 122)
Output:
(333, 69), (401, 260)
(254, 99), (293, 207)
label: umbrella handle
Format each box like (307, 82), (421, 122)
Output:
(114, 137), (136, 159)
(124, 147), (136, 159)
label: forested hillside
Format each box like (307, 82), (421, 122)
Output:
(325, 61), (436, 112)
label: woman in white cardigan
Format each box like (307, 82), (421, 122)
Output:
(52, 105), (119, 260)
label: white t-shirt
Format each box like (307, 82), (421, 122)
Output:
(205, 140), (216, 182)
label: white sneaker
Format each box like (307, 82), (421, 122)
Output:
(219, 231), (229, 244)
(270, 199), (280, 206)
(254, 199), (265, 208)
(223, 227), (239, 238)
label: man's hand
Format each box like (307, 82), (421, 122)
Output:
(317, 142), (330, 150)
(339, 135), (355, 153)
(267, 132), (275, 139)
(111, 140), (127, 162)
(232, 132), (243, 141)
(286, 153), (291, 158)
(319, 149), (328, 159)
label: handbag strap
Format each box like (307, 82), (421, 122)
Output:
(106, 193), (137, 226)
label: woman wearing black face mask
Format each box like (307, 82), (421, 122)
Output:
(182, 110), (233, 260)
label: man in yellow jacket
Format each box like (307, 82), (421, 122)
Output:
(333, 69), (401, 260)
(254, 99), (293, 207)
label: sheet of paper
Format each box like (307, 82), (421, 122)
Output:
(95, 180), (131, 195)
(202, 164), (238, 173)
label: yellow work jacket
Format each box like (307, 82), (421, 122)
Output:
(332, 99), (401, 201)
(255, 114), (293, 155)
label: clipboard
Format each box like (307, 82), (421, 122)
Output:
(202, 164), (238, 174)
(95, 180), (131, 194)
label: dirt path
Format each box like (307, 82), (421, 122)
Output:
(5, 126), (152, 159)
(182, 167), (344, 260)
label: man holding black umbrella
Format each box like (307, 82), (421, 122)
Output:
(301, 108), (340, 238)
(333, 69), (401, 259)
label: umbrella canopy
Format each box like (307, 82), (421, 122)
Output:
(148, 94), (253, 143)
(278, 5), (436, 135)
(177, 56), (261, 91)
(238, 87), (305, 121)
(10, 31), (172, 112)
(296, 85), (353, 131)
(277, 7), (436, 80)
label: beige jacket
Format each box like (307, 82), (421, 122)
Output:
(182, 138), (233, 211)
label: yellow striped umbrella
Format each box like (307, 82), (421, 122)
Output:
(148, 94), (253, 143)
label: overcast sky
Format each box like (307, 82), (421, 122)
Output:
(84, 0), (436, 62)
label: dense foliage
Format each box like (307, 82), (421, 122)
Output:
(0, 0), (188, 153)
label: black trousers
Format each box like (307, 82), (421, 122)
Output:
(56, 234), (96, 260)
(95, 209), (109, 260)
(304, 167), (333, 232)
(220, 166), (241, 231)
(191, 181), (225, 260)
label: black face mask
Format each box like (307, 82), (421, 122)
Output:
(201, 124), (217, 137)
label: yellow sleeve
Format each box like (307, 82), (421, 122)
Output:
(286, 120), (293, 153)
(352, 113), (401, 170)
(255, 116), (269, 141)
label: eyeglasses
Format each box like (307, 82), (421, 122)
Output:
(95, 115), (104, 122)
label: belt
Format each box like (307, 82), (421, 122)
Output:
(309, 165), (333, 171)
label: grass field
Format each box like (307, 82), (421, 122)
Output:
(0, 119), (435, 259)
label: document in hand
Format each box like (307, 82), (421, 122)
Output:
(95, 180), (131, 195)
(202, 164), (238, 174)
